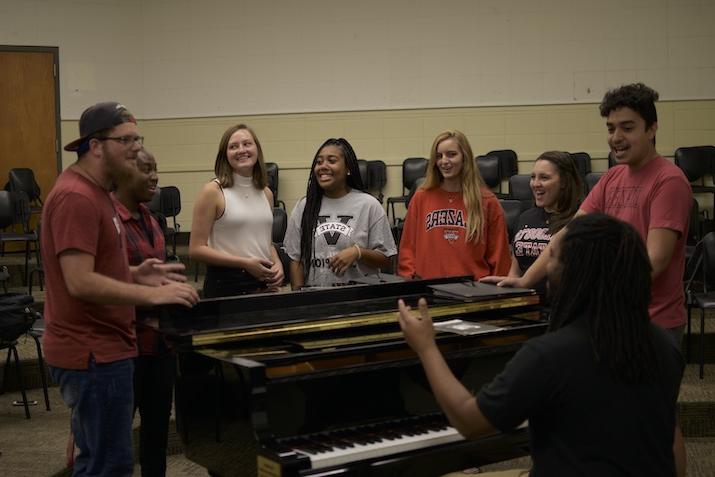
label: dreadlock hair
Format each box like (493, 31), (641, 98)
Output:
(298, 138), (365, 280)
(548, 213), (658, 384)
(533, 151), (584, 234)
(422, 130), (485, 242)
(214, 124), (267, 189)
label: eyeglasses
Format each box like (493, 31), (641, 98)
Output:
(96, 135), (144, 147)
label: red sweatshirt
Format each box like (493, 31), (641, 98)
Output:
(398, 187), (511, 280)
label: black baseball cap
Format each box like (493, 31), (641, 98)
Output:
(64, 101), (137, 152)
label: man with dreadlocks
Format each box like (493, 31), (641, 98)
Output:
(400, 214), (684, 477)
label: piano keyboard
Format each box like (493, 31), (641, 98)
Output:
(278, 415), (465, 470)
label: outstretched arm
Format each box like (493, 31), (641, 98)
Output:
(398, 298), (496, 438)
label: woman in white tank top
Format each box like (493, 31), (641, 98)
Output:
(189, 124), (284, 297)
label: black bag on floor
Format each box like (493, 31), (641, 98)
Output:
(0, 293), (36, 342)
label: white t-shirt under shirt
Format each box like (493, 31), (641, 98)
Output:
(285, 189), (397, 286)
(208, 173), (273, 262)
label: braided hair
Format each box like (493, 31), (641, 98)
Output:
(548, 213), (658, 384)
(298, 138), (365, 281)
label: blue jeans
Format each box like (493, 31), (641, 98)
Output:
(50, 357), (134, 477)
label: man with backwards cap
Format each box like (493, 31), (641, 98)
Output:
(41, 102), (199, 476)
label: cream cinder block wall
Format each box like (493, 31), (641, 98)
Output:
(3, 0), (714, 119)
(61, 99), (715, 230)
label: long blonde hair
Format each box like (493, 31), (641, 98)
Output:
(422, 130), (485, 242)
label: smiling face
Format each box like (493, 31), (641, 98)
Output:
(314, 144), (349, 197)
(607, 106), (657, 169)
(435, 138), (464, 185)
(530, 159), (562, 212)
(226, 128), (258, 177)
(132, 151), (159, 203)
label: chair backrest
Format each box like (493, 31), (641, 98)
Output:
(674, 146), (715, 182)
(272, 207), (288, 244)
(499, 199), (523, 241)
(688, 198), (701, 246)
(508, 174), (533, 207)
(0, 190), (30, 231)
(402, 157), (428, 193)
(159, 186), (181, 218)
(8, 168), (41, 203)
(357, 159), (369, 191)
(569, 152), (592, 177)
(475, 154), (500, 189)
(405, 177), (426, 209)
(487, 149), (518, 180)
(584, 172), (603, 193)
(0, 191), (15, 229)
(265, 162), (279, 201)
(701, 231), (715, 292)
(366, 160), (387, 202)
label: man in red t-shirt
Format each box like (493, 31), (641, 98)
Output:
(483, 83), (690, 477)
(42, 102), (199, 476)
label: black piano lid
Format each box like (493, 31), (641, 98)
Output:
(158, 277), (536, 341)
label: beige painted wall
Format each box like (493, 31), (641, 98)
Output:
(60, 99), (715, 230)
(2, 0), (714, 119)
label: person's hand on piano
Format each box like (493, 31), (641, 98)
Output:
(151, 282), (200, 307)
(479, 275), (526, 288)
(397, 298), (437, 355)
(328, 247), (359, 276)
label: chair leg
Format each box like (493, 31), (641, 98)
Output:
(10, 345), (31, 419)
(700, 308), (706, 380)
(2, 347), (11, 394)
(686, 303), (692, 362)
(31, 333), (50, 411)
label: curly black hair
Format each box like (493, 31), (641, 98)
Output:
(599, 83), (659, 129)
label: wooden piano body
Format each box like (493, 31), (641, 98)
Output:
(159, 277), (546, 477)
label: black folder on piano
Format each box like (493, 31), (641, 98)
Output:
(429, 281), (535, 301)
(160, 277), (545, 477)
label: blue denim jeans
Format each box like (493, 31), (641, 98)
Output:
(50, 357), (134, 477)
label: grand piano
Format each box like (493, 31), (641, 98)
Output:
(159, 277), (546, 477)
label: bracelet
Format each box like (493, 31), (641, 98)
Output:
(354, 244), (362, 261)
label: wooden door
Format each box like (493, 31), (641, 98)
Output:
(0, 47), (61, 202)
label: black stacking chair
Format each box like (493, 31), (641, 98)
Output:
(476, 154), (504, 197)
(487, 149), (518, 195)
(265, 162), (286, 210)
(675, 146), (715, 201)
(8, 168), (42, 216)
(569, 152), (592, 179)
(0, 191), (39, 284)
(357, 160), (369, 192)
(499, 199), (523, 241)
(367, 160), (387, 203)
(584, 172), (603, 193)
(0, 293), (49, 419)
(158, 186), (181, 258)
(386, 157), (428, 225)
(507, 175), (533, 211)
(686, 231), (715, 379)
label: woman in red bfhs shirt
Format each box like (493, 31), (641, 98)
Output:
(398, 130), (510, 280)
